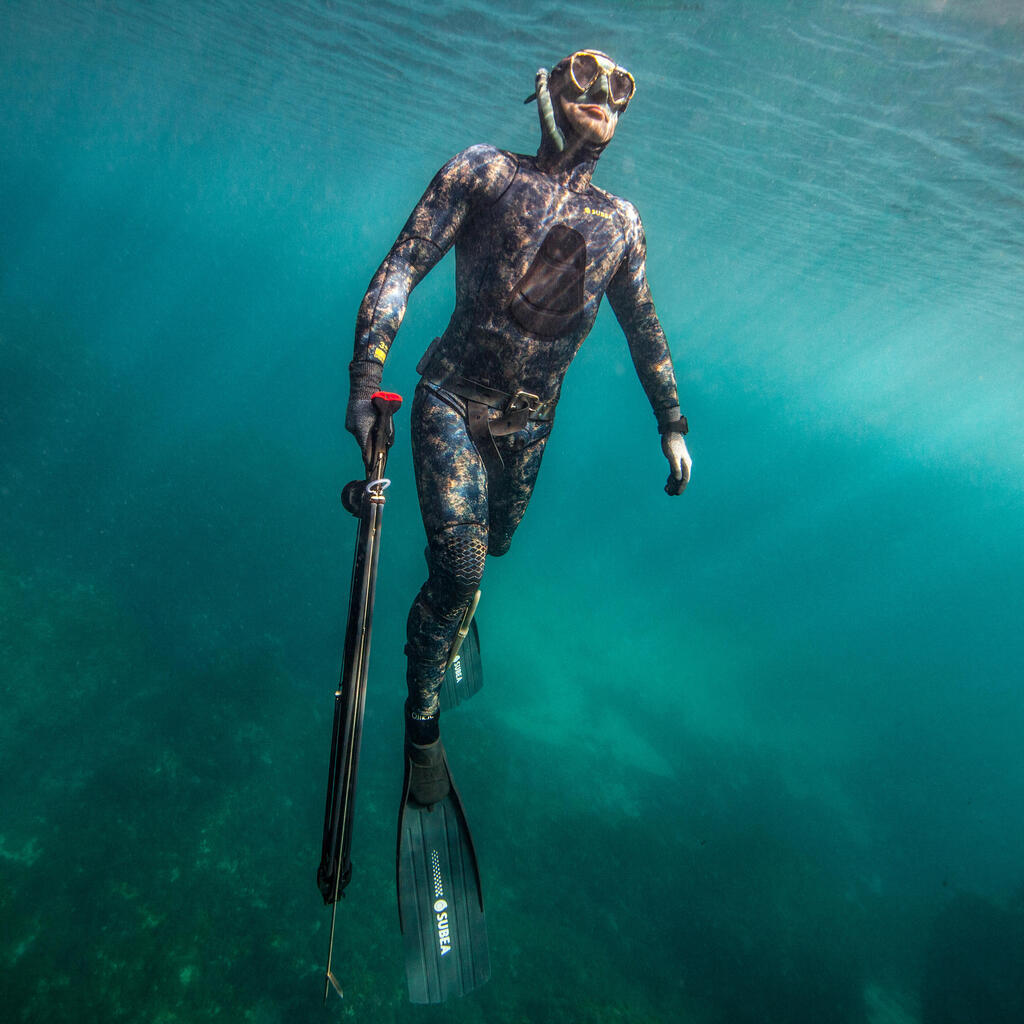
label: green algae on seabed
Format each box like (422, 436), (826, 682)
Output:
(0, 557), (885, 1024)
(0, 562), (356, 1023)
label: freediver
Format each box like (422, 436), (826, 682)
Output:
(347, 48), (691, 796)
(345, 51), (691, 997)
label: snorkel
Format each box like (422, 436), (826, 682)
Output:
(534, 67), (566, 153)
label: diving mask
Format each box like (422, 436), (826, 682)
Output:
(526, 50), (636, 110)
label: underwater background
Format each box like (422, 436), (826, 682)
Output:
(2, 1), (1023, 1021)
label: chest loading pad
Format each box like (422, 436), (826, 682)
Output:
(508, 224), (586, 338)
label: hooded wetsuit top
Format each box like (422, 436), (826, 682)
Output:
(354, 143), (680, 420)
(351, 143), (681, 723)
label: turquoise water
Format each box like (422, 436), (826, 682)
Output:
(2, 1), (1023, 1021)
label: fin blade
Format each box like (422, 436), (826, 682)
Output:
(397, 785), (489, 1003)
(439, 618), (483, 712)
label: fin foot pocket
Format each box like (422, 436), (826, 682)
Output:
(406, 738), (451, 806)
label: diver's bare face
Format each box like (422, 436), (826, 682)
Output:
(556, 55), (621, 145)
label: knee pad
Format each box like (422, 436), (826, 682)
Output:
(428, 523), (487, 602)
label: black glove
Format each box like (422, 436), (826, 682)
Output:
(345, 359), (384, 470)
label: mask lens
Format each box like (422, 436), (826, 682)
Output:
(570, 52), (601, 91)
(610, 69), (635, 105)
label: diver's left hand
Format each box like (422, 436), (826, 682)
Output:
(663, 432), (691, 496)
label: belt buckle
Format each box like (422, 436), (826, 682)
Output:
(504, 389), (539, 431)
(506, 389), (539, 414)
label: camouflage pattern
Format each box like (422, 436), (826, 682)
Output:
(355, 144), (679, 416)
(404, 382), (552, 718)
(351, 140), (681, 720)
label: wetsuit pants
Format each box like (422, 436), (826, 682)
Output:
(405, 380), (552, 728)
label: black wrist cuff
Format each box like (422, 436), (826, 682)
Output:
(658, 416), (689, 436)
(349, 359), (383, 401)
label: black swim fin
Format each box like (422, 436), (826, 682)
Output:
(396, 750), (490, 1003)
(439, 617), (483, 711)
(439, 591), (483, 711)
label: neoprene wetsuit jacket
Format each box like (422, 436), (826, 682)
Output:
(355, 144), (679, 417)
(350, 142), (682, 725)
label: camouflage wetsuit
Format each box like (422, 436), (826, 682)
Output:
(350, 142), (681, 726)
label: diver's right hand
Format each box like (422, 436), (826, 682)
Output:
(345, 398), (376, 470)
(346, 359), (384, 472)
